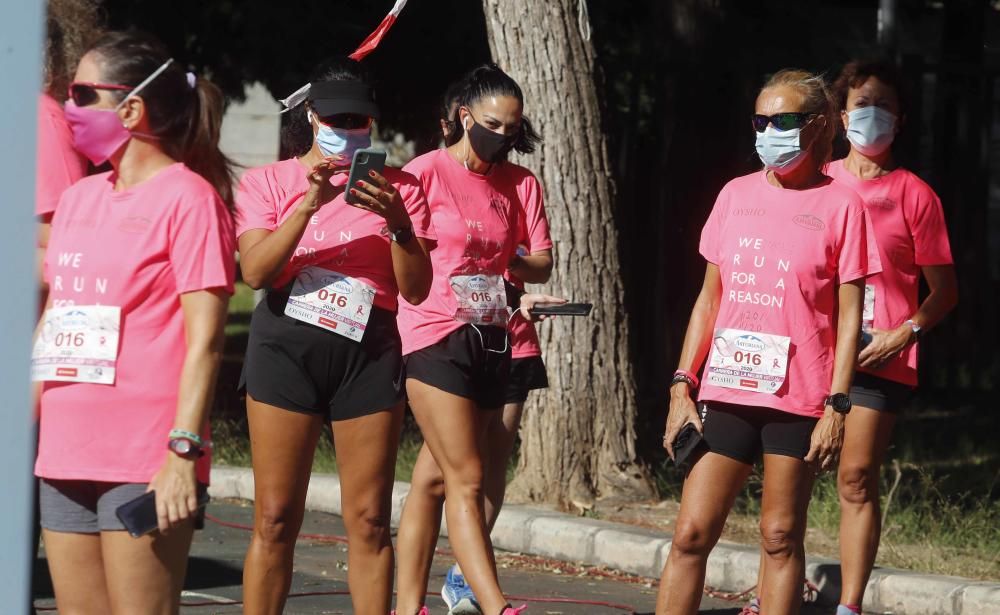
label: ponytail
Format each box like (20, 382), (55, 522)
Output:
(89, 30), (236, 210)
(184, 77), (237, 209)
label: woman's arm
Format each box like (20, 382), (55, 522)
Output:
(391, 237), (434, 305)
(804, 279), (863, 471)
(663, 263), (722, 458)
(508, 249), (553, 284)
(858, 264), (958, 369)
(239, 159), (345, 290)
(147, 288), (229, 532)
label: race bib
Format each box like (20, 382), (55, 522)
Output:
(32, 305), (121, 384)
(705, 328), (790, 394)
(285, 266), (375, 342)
(863, 284), (876, 331)
(450, 273), (509, 326)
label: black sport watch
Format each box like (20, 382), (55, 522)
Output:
(389, 225), (414, 244)
(824, 393), (852, 414)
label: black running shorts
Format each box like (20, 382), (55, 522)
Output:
(504, 356), (549, 404)
(240, 290), (404, 422)
(404, 324), (511, 410)
(701, 401), (819, 464)
(849, 371), (914, 413)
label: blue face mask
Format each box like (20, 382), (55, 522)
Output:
(309, 111), (372, 159)
(845, 106), (897, 156)
(755, 125), (809, 172)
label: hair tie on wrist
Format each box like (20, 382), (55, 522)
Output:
(186, 72), (197, 88)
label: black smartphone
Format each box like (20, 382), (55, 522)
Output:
(672, 421), (705, 472)
(859, 329), (873, 350)
(344, 147), (387, 205)
(528, 302), (593, 317)
(116, 489), (210, 538)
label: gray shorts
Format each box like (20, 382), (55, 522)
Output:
(39, 479), (207, 533)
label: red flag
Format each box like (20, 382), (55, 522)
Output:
(349, 0), (409, 61)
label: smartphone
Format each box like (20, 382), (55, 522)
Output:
(116, 489), (210, 538)
(528, 302), (593, 317)
(672, 421), (705, 472)
(344, 147), (387, 205)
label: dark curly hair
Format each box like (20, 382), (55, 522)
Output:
(44, 0), (104, 101)
(833, 58), (906, 117)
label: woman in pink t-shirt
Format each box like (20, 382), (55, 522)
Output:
(34, 31), (236, 614)
(393, 65), (550, 615)
(825, 60), (958, 615)
(656, 69), (876, 615)
(427, 84), (555, 612)
(235, 59), (434, 615)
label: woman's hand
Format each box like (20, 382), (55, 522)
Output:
(300, 156), (348, 214)
(517, 293), (567, 322)
(858, 324), (912, 369)
(663, 384), (703, 460)
(349, 169), (411, 230)
(804, 408), (845, 474)
(146, 453), (199, 533)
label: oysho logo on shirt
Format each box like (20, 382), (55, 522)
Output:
(792, 214), (825, 231)
(867, 197), (897, 210)
(119, 216), (153, 234)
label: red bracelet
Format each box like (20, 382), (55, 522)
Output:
(673, 369), (700, 389)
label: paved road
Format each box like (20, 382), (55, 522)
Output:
(33, 501), (826, 614)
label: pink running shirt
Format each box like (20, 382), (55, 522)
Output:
(234, 158), (435, 312)
(827, 159), (953, 386)
(36, 94), (87, 218)
(398, 149), (523, 355)
(505, 170), (552, 360)
(697, 171), (880, 417)
(36, 163), (235, 484)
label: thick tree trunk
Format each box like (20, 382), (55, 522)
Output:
(482, 0), (655, 506)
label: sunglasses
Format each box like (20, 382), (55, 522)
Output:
(317, 113), (374, 130)
(68, 81), (133, 107)
(751, 112), (815, 133)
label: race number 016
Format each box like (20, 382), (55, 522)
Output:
(733, 350), (762, 366)
(316, 289), (348, 308)
(470, 292), (493, 303)
(54, 332), (85, 347)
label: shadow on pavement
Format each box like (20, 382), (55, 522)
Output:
(183, 556), (243, 591)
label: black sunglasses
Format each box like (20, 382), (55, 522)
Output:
(751, 112), (815, 133)
(68, 81), (132, 107)
(316, 113), (374, 130)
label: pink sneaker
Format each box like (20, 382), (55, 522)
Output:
(390, 609), (429, 615)
(501, 606), (527, 615)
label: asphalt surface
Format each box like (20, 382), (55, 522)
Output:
(32, 500), (827, 614)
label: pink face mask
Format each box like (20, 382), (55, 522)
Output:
(63, 101), (131, 165)
(63, 58), (177, 165)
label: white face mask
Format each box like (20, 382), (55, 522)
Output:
(846, 106), (897, 156)
(755, 125), (809, 172)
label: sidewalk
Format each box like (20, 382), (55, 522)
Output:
(209, 466), (1000, 615)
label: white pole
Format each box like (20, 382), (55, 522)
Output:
(0, 0), (44, 612)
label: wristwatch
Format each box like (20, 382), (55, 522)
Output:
(904, 319), (922, 341)
(389, 225), (414, 244)
(168, 437), (205, 459)
(824, 393), (852, 415)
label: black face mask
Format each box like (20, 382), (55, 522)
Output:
(466, 117), (518, 163)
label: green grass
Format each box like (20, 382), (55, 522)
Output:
(224, 281), (256, 338)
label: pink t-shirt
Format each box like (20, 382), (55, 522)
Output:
(234, 158), (435, 312)
(505, 170), (552, 360)
(36, 94), (87, 218)
(398, 149), (523, 355)
(827, 159), (953, 386)
(697, 171), (880, 417)
(36, 163), (236, 484)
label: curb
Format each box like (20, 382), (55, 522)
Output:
(208, 466), (1000, 615)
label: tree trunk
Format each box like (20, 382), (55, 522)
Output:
(482, 0), (655, 506)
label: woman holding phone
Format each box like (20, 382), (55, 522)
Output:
(235, 59), (435, 615)
(392, 64), (553, 615)
(825, 59), (957, 615)
(656, 69), (878, 615)
(33, 30), (235, 614)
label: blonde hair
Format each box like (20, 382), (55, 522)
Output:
(761, 69), (836, 165)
